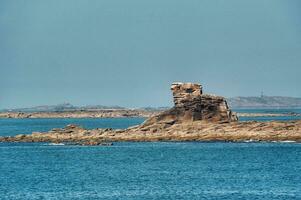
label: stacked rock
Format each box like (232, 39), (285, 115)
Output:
(171, 82), (202, 107)
(142, 82), (237, 127)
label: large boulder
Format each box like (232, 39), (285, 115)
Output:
(142, 82), (237, 127)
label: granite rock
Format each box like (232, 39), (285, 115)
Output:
(142, 82), (237, 127)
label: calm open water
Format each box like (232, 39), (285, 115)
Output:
(0, 111), (300, 199)
(0, 118), (146, 136)
(234, 108), (301, 122)
(0, 142), (300, 199)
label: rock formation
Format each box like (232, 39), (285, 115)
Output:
(1, 119), (301, 144)
(2, 82), (301, 145)
(142, 82), (237, 127)
(0, 110), (159, 119)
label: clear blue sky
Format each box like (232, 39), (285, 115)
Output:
(1, 0), (301, 109)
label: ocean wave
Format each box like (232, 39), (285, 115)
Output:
(272, 140), (296, 143)
(47, 143), (65, 146)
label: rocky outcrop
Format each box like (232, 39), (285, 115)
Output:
(142, 82), (237, 127)
(1, 82), (301, 145)
(0, 110), (159, 119)
(172, 82), (203, 107)
(1, 120), (301, 144)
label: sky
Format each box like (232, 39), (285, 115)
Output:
(1, 0), (301, 109)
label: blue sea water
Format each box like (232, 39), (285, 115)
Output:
(234, 108), (301, 122)
(0, 111), (301, 199)
(0, 142), (300, 199)
(0, 118), (145, 136)
(239, 115), (301, 122)
(233, 108), (301, 114)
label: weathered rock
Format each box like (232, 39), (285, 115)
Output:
(1, 82), (301, 144)
(0, 110), (159, 119)
(1, 119), (301, 144)
(171, 82), (203, 107)
(142, 82), (237, 127)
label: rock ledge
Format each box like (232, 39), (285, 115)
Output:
(142, 82), (237, 128)
(1, 82), (301, 145)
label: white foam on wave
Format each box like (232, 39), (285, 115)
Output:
(272, 140), (296, 143)
(280, 140), (296, 143)
(48, 143), (65, 146)
(243, 139), (256, 143)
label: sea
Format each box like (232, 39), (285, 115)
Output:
(235, 108), (301, 122)
(0, 109), (300, 199)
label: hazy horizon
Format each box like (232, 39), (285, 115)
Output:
(1, 0), (301, 109)
(3, 94), (301, 110)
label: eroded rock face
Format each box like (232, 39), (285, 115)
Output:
(2, 82), (301, 145)
(142, 82), (237, 127)
(171, 82), (202, 107)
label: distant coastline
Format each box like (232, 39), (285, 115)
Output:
(1, 110), (301, 119)
(1, 83), (301, 145)
(2, 95), (301, 113)
(227, 96), (301, 109)
(0, 110), (158, 119)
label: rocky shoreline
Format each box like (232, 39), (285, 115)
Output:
(1, 82), (300, 145)
(0, 110), (159, 119)
(1, 120), (300, 145)
(237, 112), (301, 117)
(1, 110), (300, 119)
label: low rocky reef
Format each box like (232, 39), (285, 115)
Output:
(0, 109), (158, 118)
(1, 82), (300, 145)
(142, 82), (238, 127)
(3, 110), (301, 119)
(1, 109), (300, 119)
(1, 120), (300, 145)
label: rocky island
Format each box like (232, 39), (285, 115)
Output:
(0, 109), (157, 119)
(1, 82), (301, 145)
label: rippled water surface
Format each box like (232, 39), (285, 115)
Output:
(234, 108), (301, 121)
(0, 118), (145, 136)
(0, 142), (300, 200)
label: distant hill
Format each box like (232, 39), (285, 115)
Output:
(227, 96), (301, 109)
(3, 96), (301, 112)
